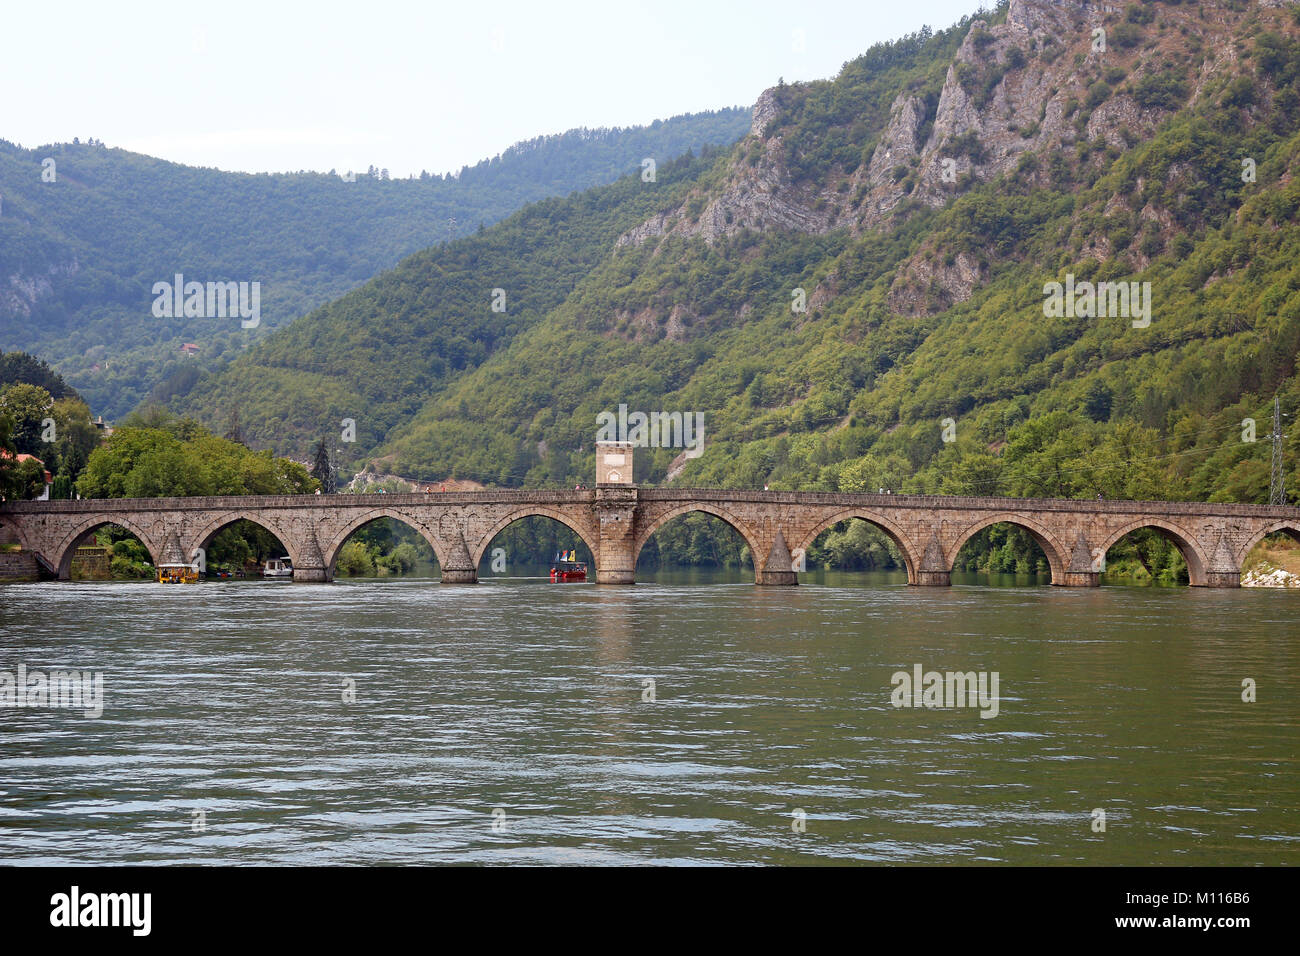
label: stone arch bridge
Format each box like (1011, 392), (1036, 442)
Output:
(2, 488), (1297, 587)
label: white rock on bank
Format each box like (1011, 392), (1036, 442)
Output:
(1241, 566), (1300, 588)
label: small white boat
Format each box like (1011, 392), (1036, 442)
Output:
(262, 557), (294, 578)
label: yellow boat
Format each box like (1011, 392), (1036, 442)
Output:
(157, 563), (198, 584)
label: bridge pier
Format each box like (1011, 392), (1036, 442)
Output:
(1059, 571), (1100, 587)
(756, 531), (798, 585)
(1202, 571), (1241, 588)
(596, 486), (638, 585)
(1061, 533), (1102, 587)
(290, 531), (330, 582)
(915, 534), (949, 586)
(914, 571), (951, 586)
(1203, 537), (1243, 587)
(440, 533), (478, 584)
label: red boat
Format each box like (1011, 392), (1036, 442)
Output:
(550, 555), (587, 582)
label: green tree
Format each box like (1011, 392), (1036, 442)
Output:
(0, 383), (55, 455)
(8, 456), (47, 500)
(336, 540), (376, 576)
(311, 438), (337, 494)
(76, 422), (317, 499)
(1083, 381), (1113, 422)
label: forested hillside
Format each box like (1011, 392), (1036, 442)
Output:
(169, 149), (732, 454)
(0, 108), (750, 418)
(173, 0), (1300, 533)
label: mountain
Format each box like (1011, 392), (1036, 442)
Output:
(175, 0), (1300, 507)
(0, 108), (751, 418)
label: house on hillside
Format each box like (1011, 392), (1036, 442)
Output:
(179, 343), (200, 356)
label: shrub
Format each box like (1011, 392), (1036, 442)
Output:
(1134, 71), (1189, 110)
(946, 130), (987, 162)
(1222, 75), (1255, 108)
(1086, 80), (1112, 109)
(1111, 23), (1143, 49)
(336, 540), (376, 577)
(1125, 3), (1154, 25)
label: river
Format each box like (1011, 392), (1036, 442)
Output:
(1, 573), (1296, 865)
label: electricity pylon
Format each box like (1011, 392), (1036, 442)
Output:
(1269, 396), (1288, 506)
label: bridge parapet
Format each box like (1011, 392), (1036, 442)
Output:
(0, 489), (597, 514)
(638, 488), (1297, 519)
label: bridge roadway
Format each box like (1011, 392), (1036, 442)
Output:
(2, 488), (1298, 587)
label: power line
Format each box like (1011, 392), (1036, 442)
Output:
(950, 441), (1246, 495)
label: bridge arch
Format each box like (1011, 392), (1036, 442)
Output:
(322, 508), (445, 573)
(948, 513), (1069, 585)
(1098, 517), (1209, 586)
(192, 512), (298, 567)
(1233, 521), (1300, 572)
(633, 503), (763, 572)
(473, 507), (599, 569)
(53, 514), (161, 580)
(792, 509), (920, 583)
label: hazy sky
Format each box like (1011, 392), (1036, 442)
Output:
(4, 0), (984, 177)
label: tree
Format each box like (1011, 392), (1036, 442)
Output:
(9, 457), (47, 500)
(941, 448), (1004, 496)
(310, 438), (336, 494)
(76, 423), (319, 499)
(52, 461), (75, 500)
(49, 397), (99, 481)
(0, 350), (80, 399)
(336, 540), (375, 576)
(223, 406), (245, 445)
(1083, 381), (1113, 423)
(0, 384), (55, 455)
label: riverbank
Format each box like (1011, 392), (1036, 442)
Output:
(1241, 536), (1300, 588)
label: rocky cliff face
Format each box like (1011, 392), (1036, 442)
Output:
(619, 0), (1297, 314)
(2, 260), (78, 321)
(616, 99), (839, 248)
